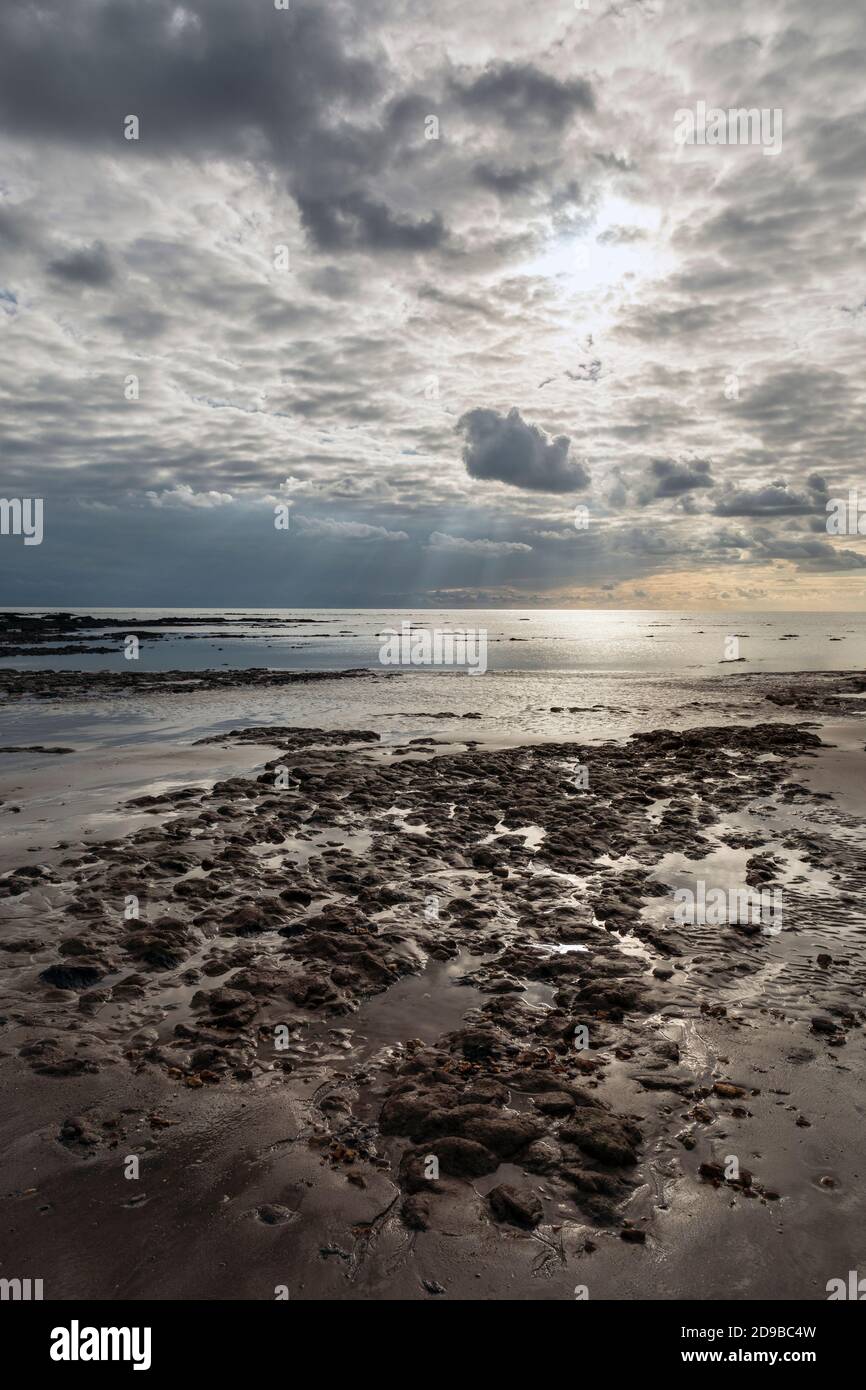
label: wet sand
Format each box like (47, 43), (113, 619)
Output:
(1, 672), (866, 1300)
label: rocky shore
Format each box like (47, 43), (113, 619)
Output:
(0, 666), (385, 701)
(1, 709), (864, 1299)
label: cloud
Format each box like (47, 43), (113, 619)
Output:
(426, 531), (532, 554)
(146, 484), (234, 508)
(639, 459), (714, 503)
(3, 0), (866, 609)
(457, 407), (590, 493)
(0, 0), (440, 258)
(598, 224), (648, 245)
(749, 529), (866, 571)
(617, 302), (722, 340)
(291, 516), (409, 542)
(47, 240), (114, 287)
(728, 369), (861, 456)
(713, 481), (824, 517)
(452, 62), (594, 129)
(295, 194), (446, 254)
(472, 162), (546, 196)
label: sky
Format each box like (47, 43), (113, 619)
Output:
(1, 0), (865, 609)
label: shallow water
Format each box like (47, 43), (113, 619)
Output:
(2, 606), (865, 673)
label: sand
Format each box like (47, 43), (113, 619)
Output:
(1, 673), (865, 1300)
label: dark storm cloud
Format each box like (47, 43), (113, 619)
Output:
(713, 480), (825, 517)
(457, 407), (590, 493)
(639, 459), (713, 502)
(451, 62), (594, 129)
(0, 0), (441, 256)
(295, 193), (446, 254)
(0, 1), (378, 151)
(47, 241), (114, 287)
(749, 529), (866, 571)
(472, 162), (546, 195)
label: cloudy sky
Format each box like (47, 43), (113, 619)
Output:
(1, 0), (865, 609)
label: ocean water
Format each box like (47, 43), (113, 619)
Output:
(2, 607), (864, 674)
(0, 609), (863, 796)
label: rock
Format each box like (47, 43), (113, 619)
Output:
(506, 1070), (603, 1108)
(190, 986), (258, 1028)
(560, 1167), (622, 1196)
(425, 1137), (498, 1178)
(520, 1138), (562, 1174)
(456, 1109), (546, 1158)
(488, 1183), (543, 1229)
(123, 918), (190, 969)
(633, 1072), (693, 1093)
(59, 1116), (101, 1148)
(398, 1151), (444, 1194)
(58, 937), (95, 957)
(713, 1082), (746, 1099)
(459, 1078), (510, 1107)
(40, 962), (104, 990)
(577, 979), (650, 1016)
(192, 986), (253, 1015)
(620, 1227), (646, 1243)
(533, 1092), (576, 1116)
(379, 1086), (459, 1139)
(227, 904), (283, 935)
(256, 1204), (296, 1226)
(559, 1111), (642, 1167)
(811, 1016), (838, 1035)
(34, 1054), (99, 1076)
(448, 1025), (509, 1060)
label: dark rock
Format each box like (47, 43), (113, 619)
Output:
(425, 1137), (498, 1178)
(559, 1111), (642, 1167)
(488, 1183), (543, 1229)
(256, 1204), (296, 1226)
(40, 962), (104, 990)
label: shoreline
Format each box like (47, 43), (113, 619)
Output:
(2, 693), (865, 1299)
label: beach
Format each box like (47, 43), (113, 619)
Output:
(1, 611), (865, 1300)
